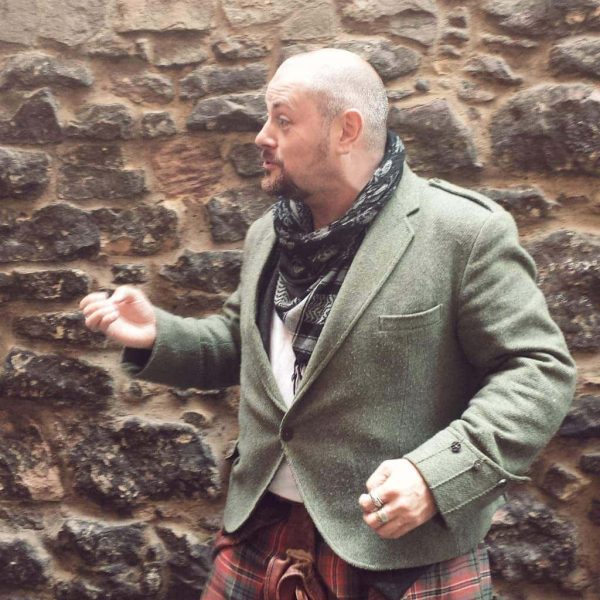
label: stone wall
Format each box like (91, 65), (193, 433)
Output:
(0, 1), (598, 598)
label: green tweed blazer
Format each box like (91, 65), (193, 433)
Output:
(125, 164), (576, 569)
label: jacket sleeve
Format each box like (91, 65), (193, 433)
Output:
(121, 285), (242, 389)
(403, 208), (576, 529)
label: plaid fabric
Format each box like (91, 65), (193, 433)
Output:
(201, 494), (492, 600)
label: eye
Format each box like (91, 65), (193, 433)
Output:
(277, 116), (290, 129)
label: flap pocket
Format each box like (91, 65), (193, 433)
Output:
(378, 303), (442, 332)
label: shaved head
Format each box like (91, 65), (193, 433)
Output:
(274, 48), (389, 152)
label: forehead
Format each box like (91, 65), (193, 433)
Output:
(265, 68), (319, 111)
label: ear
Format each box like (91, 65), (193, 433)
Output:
(335, 109), (364, 154)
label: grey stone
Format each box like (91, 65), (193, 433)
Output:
(229, 143), (263, 177)
(0, 348), (113, 408)
(187, 92), (267, 132)
(0, 89), (63, 145)
(457, 81), (496, 104)
(59, 143), (125, 169)
(38, 0), (109, 47)
(180, 64), (268, 100)
(0, 53), (93, 91)
(207, 187), (273, 243)
(141, 112), (177, 138)
(541, 464), (590, 501)
(70, 418), (220, 511)
(464, 54), (522, 85)
(491, 84), (600, 175)
(111, 264), (149, 284)
(281, 0), (337, 41)
(589, 498), (600, 525)
(559, 395), (600, 438)
(149, 37), (209, 67)
(14, 311), (109, 348)
(92, 205), (179, 256)
(481, 34), (539, 51)
(66, 104), (135, 141)
(212, 37), (270, 60)
(486, 493), (578, 583)
(387, 89), (415, 101)
(0, 269), (91, 302)
(482, 0), (600, 37)
(160, 250), (243, 293)
(439, 45), (463, 59)
(414, 79), (430, 92)
(0, 537), (47, 588)
(54, 519), (164, 599)
(156, 527), (213, 600)
(113, 72), (175, 105)
(448, 7), (469, 28)
(333, 40), (421, 81)
(341, 0), (439, 47)
(115, 0), (217, 33)
(222, 0), (292, 26)
(580, 452), (600, 475)
(442, 27), (470, 45)
(0, 413), (64, 501)
(0, 0), (38, 45)
(527, 231), (600, 351)
(0, 204), (100, 263)
(0, 147), (50, 200)
(550, 37), (600, 78)
(476, 186), (556, 222)
(182, 411), (213, 429)
(388, 99), (480, 173)
(58, 165), (146, 201)
(83, 33), (139, 59)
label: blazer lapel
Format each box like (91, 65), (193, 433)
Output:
(293, 165), (423, 403)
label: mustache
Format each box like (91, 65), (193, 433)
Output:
(261, 152), (282, 165)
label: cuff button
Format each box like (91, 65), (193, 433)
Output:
(451, 441), (462, 453)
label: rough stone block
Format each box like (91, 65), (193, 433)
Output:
(14, 311), (109, 348)
(333, 40), (421, 81)
(0, 52), (93, 90)
(54, 519), (163, 598)
(152, 138), (223, 198)
(281, 0), (337, 41)
(160, 250), (243, 293)
(115, 0), (217, 33)
(111, 264), (149, 284)
(559, 395), (600, 438)
(464, 54), (522, 85)
(448, 7), (469, 28)
(0, 0), (38, 45)
(388, 99), (480, 173)
(481, 34), (539, 51)
(229, 143), (263, 177)
(180, 64), (268, 100)
(156, 527), (212, 600)
(487, 494), (577, 583)
(206, 187), (273, 243)
(0, 89), (62, 145)
(58, 165), (146, 201)
(59, 143), (125, 169)
(476, 186), (556, 222)
(212, 37), (270, 60)
(341, 0), (439, 47)
(66, 104), (135, 141)
(140, 112), (177, 138)
(112, 72), (175, 105)
(442, 27), (470, 46)
(457, 81), (496, 104)
(187, 92), (267, 132)
(71, 418), (220, 510)
(0, 147), (50, 200)
(491, 84), (600, 175)
(222, 0), (292, 26)
(83, 33), (139, 59)
(0, 348), (113, 407)
(91, 205), (178, 256)
(527, 232), (600, 351)
(0, 204), (100, 263)
(0, 537), (47, 588)
(550, 37), (600, 79)
(0, 412), (64, 501)
(541, 464), (590, 501)
(150, 39), (208, 67)
(580, 452), (600, 475)
(0, 269), (91, 302)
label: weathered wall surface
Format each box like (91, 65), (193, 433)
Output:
(0, 1), (598, 598)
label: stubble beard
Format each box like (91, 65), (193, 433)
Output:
(260, 163), (309, 202)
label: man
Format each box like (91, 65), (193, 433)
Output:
(80, 49), (576, 599)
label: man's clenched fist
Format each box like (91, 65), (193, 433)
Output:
(79, 286), (157, 349)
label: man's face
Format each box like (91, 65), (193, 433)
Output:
(255, 73), (333, 202)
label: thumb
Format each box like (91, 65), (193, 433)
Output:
(366, 461), (392, 492)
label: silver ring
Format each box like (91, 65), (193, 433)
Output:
(369, 490), (385, 510)
(376, 508), (389, 525)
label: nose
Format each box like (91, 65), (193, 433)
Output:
(255, 117), (275, 149)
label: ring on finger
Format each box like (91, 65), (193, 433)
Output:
(369, 490), (385, 510)
(375, 508), (389, 525)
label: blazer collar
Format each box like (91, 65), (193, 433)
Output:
(242, 164), (423, 409)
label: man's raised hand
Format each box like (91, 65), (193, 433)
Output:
(79, 286), (157, 349)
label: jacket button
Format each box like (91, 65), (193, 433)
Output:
(451, 441), (462, 453)
(281, 427), (294, 442)
(473, 459), (483, 471)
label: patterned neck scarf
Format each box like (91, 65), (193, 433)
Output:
(273, 131), (406, 392)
